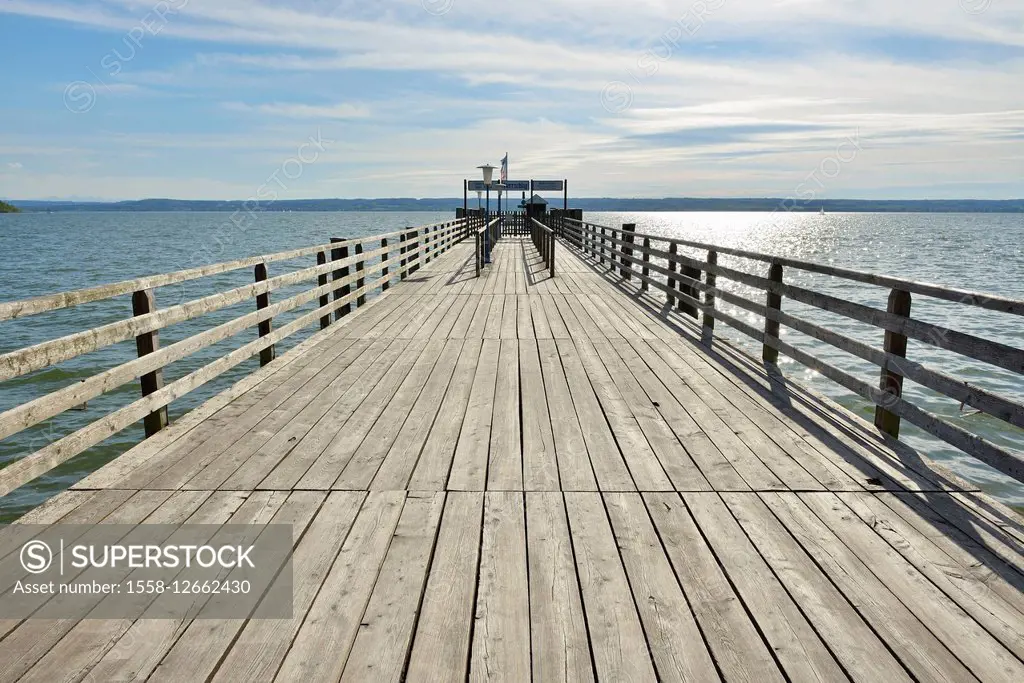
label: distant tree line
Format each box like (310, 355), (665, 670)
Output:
(0, 200), (21, 213)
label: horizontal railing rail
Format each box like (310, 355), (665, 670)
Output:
(0, 218), (474, 498)
(556, 216), (1024, 483)
(529, 218), (556, 278)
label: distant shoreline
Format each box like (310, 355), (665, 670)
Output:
(6, 198), (1024, 213)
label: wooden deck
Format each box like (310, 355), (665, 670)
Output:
(5, 237), (1024, 682)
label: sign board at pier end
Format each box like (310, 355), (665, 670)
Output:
(468, 180), (530, 192)
(532, 180), (564, 192)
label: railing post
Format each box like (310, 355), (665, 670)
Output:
(317, 251), (331, 329)
(330, 238), (346, 321)
(254, 263), (275, 367)
(337, 243), (351, 318)
(679, 264), (700, 319)
(132, 289), (169, 437)
(609, 228), (617, 271)
(410, 228), (420, 274)
(599, 226), (606, 264)
(424, 226), (432, 265)
(763, 263), (783, 364)
(703, 250), (717, 338)
(475, 231), (481, 277)
(641, 237), (650, 291)
(400, 231), (408, 280)
(667, 242), (678, 308)
(875, 289), (912, 438)
(620, 223), (635, 279)
(355, 242), (366, 307)
(381, 238), (390, 292)
(549, 230), (555, 278)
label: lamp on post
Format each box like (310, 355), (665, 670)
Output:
(478, 164), (496, 264)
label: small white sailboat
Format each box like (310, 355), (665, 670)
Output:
(819, 206), (826, 215)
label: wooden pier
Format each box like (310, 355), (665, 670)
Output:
(1, 214), (1023, 681)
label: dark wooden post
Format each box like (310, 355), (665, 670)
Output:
(763, 263), (784, 364)
(679, 264), (701, 318)
(254, 263), (275, 366)
(875, 289), (912, 438)
(400, 231), (408, 280)
(410, 228), (420, 274)
(337, 243), (351, 318)
(380, 238), (390, 292)
(354, 242), (365, 307)
(599, 227), (605, 264)
(549, 231), (555, 278)
(641, 238), (650, 291)
(475, 231), (481, 277)
(609, 228), (618, 271)
(330, 238), (346, 321)
(703, 251), (717, 337)
(667, 242), (678, 308)
(132, 289), (169, 437)
(317, 251), (331, 328)
(620, 223), (635, 279)
(424, 226), (432, 265)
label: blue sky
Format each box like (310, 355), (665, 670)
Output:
(0, 0), (1022, 200)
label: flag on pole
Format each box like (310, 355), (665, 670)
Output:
(500, 153), (508, 184)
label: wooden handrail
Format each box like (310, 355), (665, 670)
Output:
(563, 217), (1024, 316)
(0, 218), (470, 497)
(0, 219), (465, 322)
(558, 219), (1024, 483)
(530, 218), (556, 277)
(474, 218), (501, 277)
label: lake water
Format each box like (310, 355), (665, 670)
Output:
(1, 211), (1021, 520)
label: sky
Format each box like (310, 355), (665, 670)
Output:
(0, 0), (1022, 201)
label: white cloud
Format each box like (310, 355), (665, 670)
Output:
(0, 0), (1021, 198)
(223, 101), (371, 119)
(7, 162), (23, 170)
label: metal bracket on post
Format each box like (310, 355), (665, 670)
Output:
(763, 263), (783, 364)
(875, 289), (912, 438)
(132, 289), (169, 437)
